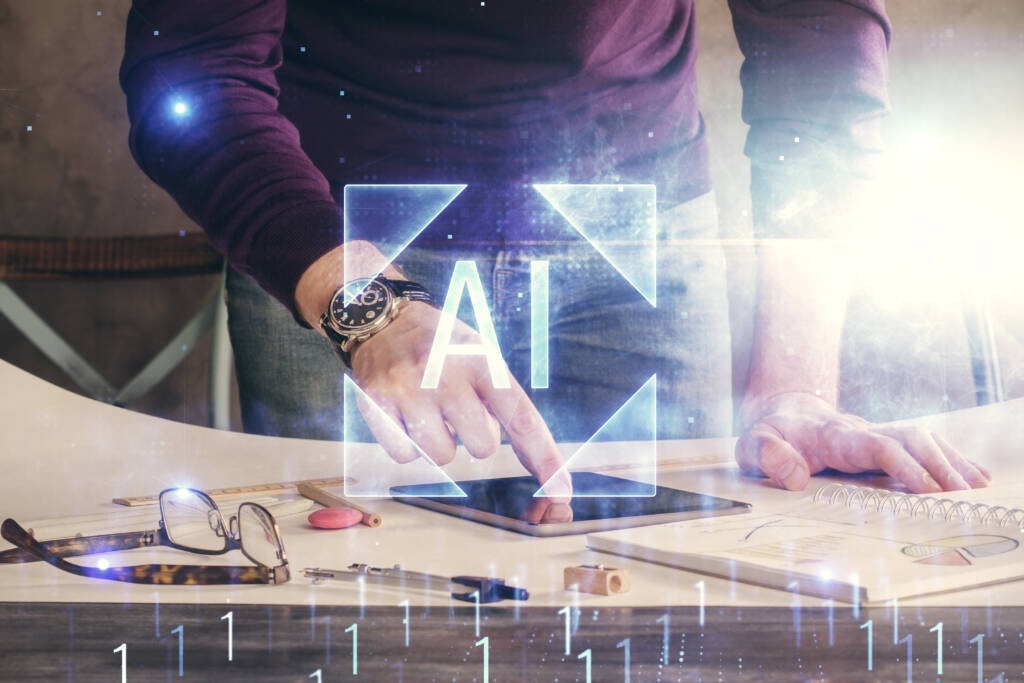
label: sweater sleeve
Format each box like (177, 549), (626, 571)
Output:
(119, 0), (342, 316)
(727, 0), (892, 238)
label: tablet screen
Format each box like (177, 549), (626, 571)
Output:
(391, 472), (747, 522)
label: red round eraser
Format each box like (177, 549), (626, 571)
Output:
(308, 506), (363, 529)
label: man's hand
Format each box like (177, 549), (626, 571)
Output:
(351, 301), (572, 522)
(736, 392), (991, 493)
(294, 244), (572, 522)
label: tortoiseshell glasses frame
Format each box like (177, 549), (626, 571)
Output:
(0, 488), (290, 585)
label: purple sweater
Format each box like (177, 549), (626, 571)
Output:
(119, 0), (890, 315)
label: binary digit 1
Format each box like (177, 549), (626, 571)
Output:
(571, 585), (581, 636)
(470, 590), (481, 638)
(221, 611), (233, 662)
(969, 633), (984, 683)
(694, 581), (705, 627)
(264, 605), (274, 653)
(309, 600), (317, 641)
(558, 605), (572, 655)
(617, 637), (631, 683)
(929, 621), (943, 675)
(309, 669), (322, 682)
(822, 599), (834, 647)
(322, 615), (332, 666)
(170, 625), (183, 678)
(153, 592), (160, 637)
(860, 619), (873, 671)
(899, 633), (912, 683)
(511, 575), (521, 622)
(113, 643), (126, 683)
(399, 599), (410, 647)
(656, 612), (670, 665)
(887, 597), (899, 644)
(346, 622), (358, 676)
(475, 636), (489, 683)
(578, 648), (592, 683)
(851, 573), (860, 619)
(787, 581), (801, 649)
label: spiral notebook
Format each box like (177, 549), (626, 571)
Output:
(588, 482), (1024, 603)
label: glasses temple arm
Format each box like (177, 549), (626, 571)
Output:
(2, 519), (283, 585)
(0, 528), (163, 564)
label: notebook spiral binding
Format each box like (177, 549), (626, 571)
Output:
(813, 483), (1024, 531)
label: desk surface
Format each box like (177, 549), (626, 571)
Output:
(3, 358), (1024, 610)
(5, 602), (1020, 682)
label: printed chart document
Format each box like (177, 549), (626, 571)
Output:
(588, 482), (1024, 602)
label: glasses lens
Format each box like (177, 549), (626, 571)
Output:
(160, 489), (227, 552)
(238, 503), (284, 567)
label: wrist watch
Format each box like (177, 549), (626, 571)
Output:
(319, 276), (433, 367)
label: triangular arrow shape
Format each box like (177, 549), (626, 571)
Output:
(534, 375), (657, 497)
(533, 184), (657, 306)
(343, 375), (467, 497)
(343, 184), (466, 302)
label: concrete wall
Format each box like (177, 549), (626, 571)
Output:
(0, 1), (230, 427)
(1, 0), (1021, 430)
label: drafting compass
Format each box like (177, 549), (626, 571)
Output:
(304, 563), (529, 603)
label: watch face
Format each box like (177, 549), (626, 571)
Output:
(330, 279), (392, 332)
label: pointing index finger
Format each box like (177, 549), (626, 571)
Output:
(474, 371), (572, 501)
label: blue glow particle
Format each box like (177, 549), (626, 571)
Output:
(346, 114), (351, 119)
(153, 29), (159, 36)
(299, 45), (307, 53)
(339, 90), (345, 96)
(26, 125), (32, 132)
(178, 230), (186, 237)
(173, 101), (188, 116)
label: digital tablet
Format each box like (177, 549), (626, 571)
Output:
(391, 472), (750, 536)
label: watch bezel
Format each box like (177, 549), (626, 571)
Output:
(325, 277), (400, 345)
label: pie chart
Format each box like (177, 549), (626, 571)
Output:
(901, 535), (1019, 566)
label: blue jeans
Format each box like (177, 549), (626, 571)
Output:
(226, 192), (733, 442)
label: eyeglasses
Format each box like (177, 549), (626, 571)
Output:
(0, 488), (289, 585)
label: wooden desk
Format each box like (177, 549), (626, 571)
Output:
(4, 357), (1024, 608)
(3, 359), (1024, 679)
(3, 602), (1020, 682)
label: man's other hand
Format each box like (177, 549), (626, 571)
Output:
(735, 392), (991, 493)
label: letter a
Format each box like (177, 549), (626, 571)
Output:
(421, 260), (510, 389)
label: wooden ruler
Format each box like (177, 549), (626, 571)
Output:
(112, 476), (352, 507)
(112, 451), (731, 507)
